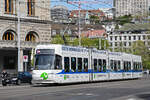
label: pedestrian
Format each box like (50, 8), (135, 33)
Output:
(1, 70), (8, 78)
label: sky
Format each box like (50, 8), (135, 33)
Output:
(51, 0), (113, 10)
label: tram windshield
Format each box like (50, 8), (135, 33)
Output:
(35, 54), (54, 70)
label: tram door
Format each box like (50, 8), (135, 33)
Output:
(89, 49), (93, 81)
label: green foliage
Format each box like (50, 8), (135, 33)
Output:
(51, 34), (64, 44)
(131, 40), (150, 69)
(116, 15), (132, 25)
(51, 35), (109, 50)
(90, 15), (100, 24)
(119, 23), (150, 32)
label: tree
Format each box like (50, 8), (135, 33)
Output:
(116, 15), (132, 25)
(90, 15), (100, 24)
(131, 40), (150, 69)
(51, 34), (64, 44)
(51, 35), (109, 50)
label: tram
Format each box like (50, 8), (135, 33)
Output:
(32, 44), (143, 84)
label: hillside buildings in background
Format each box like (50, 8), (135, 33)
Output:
(51, 5), (69, 23)
(70, 9), (106, 24)
(108, 31), (150, 52)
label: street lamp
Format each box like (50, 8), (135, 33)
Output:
(17, 0), (21, 72)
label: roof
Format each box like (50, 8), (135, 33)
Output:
(81, 29), (106, 38)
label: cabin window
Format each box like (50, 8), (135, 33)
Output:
(64, 57), (70, 72)
(71, 57), (76, 72)
(78, 58), (82, 72)
(54, 55), (62, 69)
(84, 58), (88, 72)
(94, 59), (98, 72)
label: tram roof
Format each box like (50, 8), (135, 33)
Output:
(35, 44), (142, 61)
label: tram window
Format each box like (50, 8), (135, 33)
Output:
(139, 62), (142, 70)
(71, 57), (76, 72)
(110, 60), (113, 71)
(94, 59), (98, 72)
(133, 62), (136, 70)
(118, 61), (121, 70)
(78, 58), (82, 72)
(54, 55), (62, 69)
(135, 63), (138, 71)
(123, 61), (127, 71)
(128, 62), (131, 70)
(98, 59), (102, 72)
(126, 62), (130, 71)
(103, 59), (106, 72)
(126, 62), (128, 71)
(114, 60), (117, 72)
(64, 57), (70, 72)
(138, 62), (140, 70)
(84, 58), (88, 72)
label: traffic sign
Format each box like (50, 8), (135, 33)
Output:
(23, 55), (28, 62)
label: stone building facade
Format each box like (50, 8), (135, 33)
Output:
(0, 0), (51, 73)
(114, 0), (150, 17)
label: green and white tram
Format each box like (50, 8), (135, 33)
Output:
(32, 44), (142, 84)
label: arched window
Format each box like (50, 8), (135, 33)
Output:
(27, 0), (35, 16)
(5, 0), (13, 14)
(3, 31), (14, 40)
(25, 33), (36, 42)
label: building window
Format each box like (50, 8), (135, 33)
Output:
(138, 36), (141, 40)
(25, 33), (36, 42)
(124, 36), (126, 40)
(129, 36), (131, 40)
(3, 31), (14, 40)
(119, 36), (122, 40)
(52, 30), (56, 35)
(133, 36), (136, 40)
(110, 42), (112, 46)
(124, 42), (126, 46)
(5, 0), (13, 14)
(115, 36), (117, 40)
(129, 42), (131, 46)
(27, 0), (35, 16)
(110, 36), (112, 41)
(115, 42), (117, 46)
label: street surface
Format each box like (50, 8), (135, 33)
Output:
(0, 75), (150, 100)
